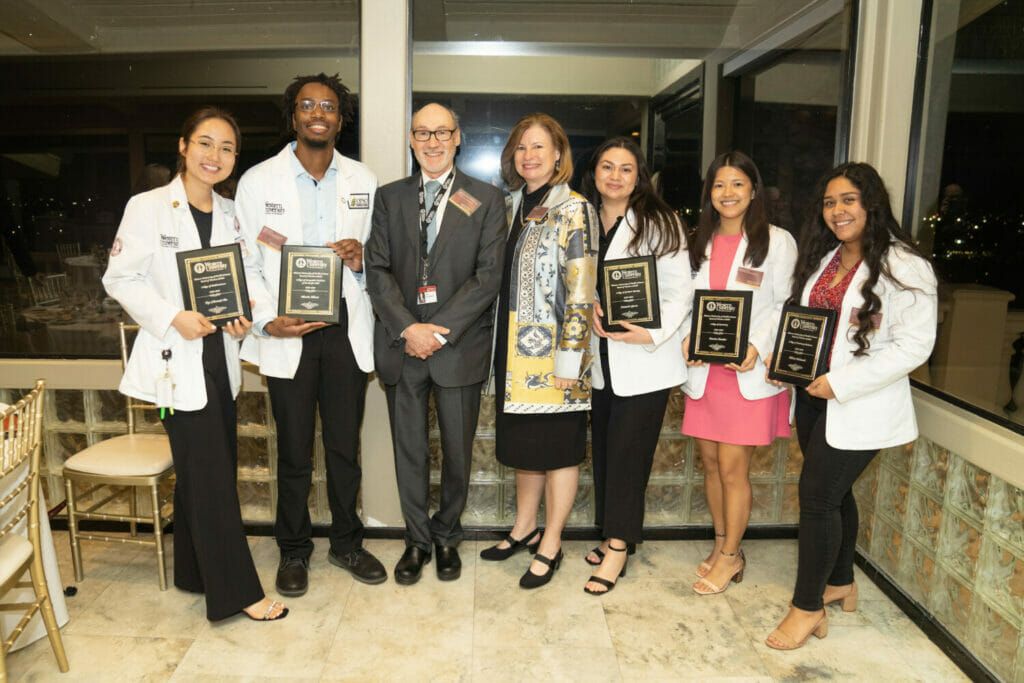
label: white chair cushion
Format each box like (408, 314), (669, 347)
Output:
(63, 434), (173, 477)
(0, 533), (32, 584)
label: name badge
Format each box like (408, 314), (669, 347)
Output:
(736, 267), (764, 288)
(159, 234), (179, 249)
(449, 189), (481, 216)
(348, 193), (370, 210)
(256, 226), (287, 251)
(525, 206), (548, 222)
(417, 285), (438, 305)
(850, 307), (883, 329)
(264, 202), (285, 216)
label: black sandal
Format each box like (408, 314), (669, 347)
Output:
(584, 544), (629, 595)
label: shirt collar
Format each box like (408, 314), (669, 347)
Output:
(289, 140), (339, 181)
(420, 166), (455, 187)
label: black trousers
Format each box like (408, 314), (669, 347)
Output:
(266, 314), (368, 559)
(161, 334), (263, 621)
(384, 357), (481, 551)
(591, 349), (670, 544)
(792, 389), (878, 611)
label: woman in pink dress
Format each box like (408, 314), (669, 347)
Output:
(682, 151), (797, 594)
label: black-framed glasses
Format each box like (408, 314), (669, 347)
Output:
(411, 128), (457, 142)
(296, 99), (339, 114)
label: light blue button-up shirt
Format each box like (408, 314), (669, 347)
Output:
(288, 141), (338, 248)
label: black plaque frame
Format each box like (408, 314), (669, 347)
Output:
(278, 245), (341, 323)
(176, 243), (251, 327)
(601, 255), (661, 333)
(768, 304), (838, 387)
(688, 289), (753, 364)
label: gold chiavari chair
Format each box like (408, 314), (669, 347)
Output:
(54, 243), (81, 262)
(62, 323), (174, 589)
(28, 274), (68, 306)
(0, 380), (69, 677)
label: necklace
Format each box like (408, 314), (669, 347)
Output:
(837, 246), (860, 273)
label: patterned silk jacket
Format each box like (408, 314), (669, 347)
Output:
(502, 183), (599, 413)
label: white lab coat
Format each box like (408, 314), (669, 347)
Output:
(682, 225), (797, 400)
(102, 176), (243, 410)
(801, 243), (937, 450)
(237, 145), (377, 378)
(591, 210), (691, 396)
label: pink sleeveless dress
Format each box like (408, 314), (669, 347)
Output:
(681, 233), (791, 446)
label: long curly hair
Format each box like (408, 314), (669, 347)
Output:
(282, 73), (354, 134)
(690, 151), (770, 272)
(790, 162), (930, 356)
(580, 136), (685, 258)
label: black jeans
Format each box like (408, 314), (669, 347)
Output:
(792, 389), (878, 611)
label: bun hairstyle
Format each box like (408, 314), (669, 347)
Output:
(176, 106), (241, 198)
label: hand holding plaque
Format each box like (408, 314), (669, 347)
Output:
(278, 245), (341, 324)
(601, 255), (660, 333)
(176, 243), (251, 327)
(687, 290), (753, 364)
(767, 304), (837, 387)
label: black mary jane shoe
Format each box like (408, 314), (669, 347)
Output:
(480, 528), (542, 561)
(519, 550), (563, 589)
(584, 542), (638, 567)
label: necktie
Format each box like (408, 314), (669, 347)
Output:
(424, 179), (441, 253)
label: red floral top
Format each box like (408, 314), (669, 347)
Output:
(809, 249), (860, 311)
(809, 249), (861, 360)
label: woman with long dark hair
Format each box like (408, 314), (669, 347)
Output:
(766, 162), (936, 649)
(578, 136), (691, 594)
(103, 107), (287, 622)
(682, 151), (797, 595)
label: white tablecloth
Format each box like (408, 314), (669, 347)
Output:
(0, 402), (70, 651)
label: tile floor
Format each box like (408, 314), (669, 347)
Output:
(9, 532), (969, 681)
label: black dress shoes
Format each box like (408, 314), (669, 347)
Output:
(276, 556), (309, 597)
(435, 545), (461, 581)
(328, 547), (388, 585)
(394, 546), (431, 585)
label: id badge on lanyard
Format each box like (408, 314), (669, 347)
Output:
(417, 171), (455, 305)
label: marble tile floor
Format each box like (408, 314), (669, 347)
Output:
(8, 533), (969, 682)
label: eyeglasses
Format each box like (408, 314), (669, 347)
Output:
(411, 128), (457, 142)
(190, 139), (237, 156)
(296, 99), (339, 114)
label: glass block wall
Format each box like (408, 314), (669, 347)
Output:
(3, 384), (802, 528)
(856, 437), (1023, 682)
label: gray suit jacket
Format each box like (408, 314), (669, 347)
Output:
(365, 168), (506, 387)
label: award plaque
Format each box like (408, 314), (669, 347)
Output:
(601, 255), (660, 333)
(768, 304), (838, 387)
(176, 243), (251, 327)
(278, 245), (341, 323)
(688, 289), (753, 364)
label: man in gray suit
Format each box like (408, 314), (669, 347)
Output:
(365, 103), (506, 585)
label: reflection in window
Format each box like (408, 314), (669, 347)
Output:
(0, 2), (359, 358)
(911, 0), (1024, 430)
(729, 6), (852, 235)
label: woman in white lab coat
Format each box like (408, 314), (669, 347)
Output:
(765, 162), (936, 649)
(103, 106), (287, 622)
(682, 151), (797, 595)
(580, 136), (691, 594)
